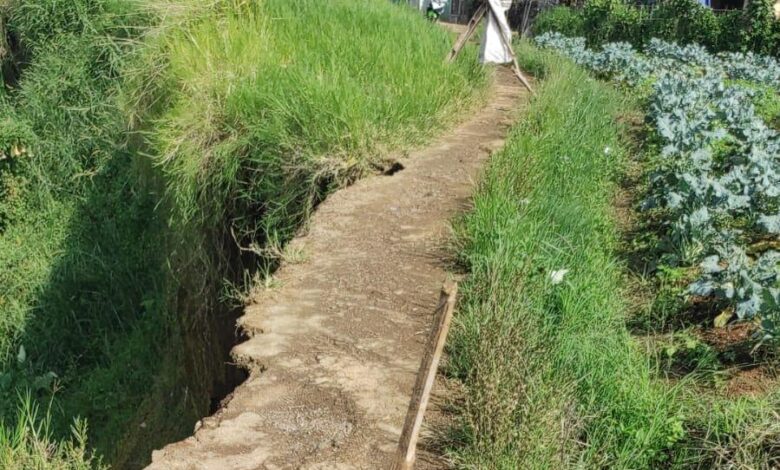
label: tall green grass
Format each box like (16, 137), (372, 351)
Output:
(448, 43), (683, 468)
(0, 0), (487, 467)
(127, 0), (486, 252)
(0, 395), (104, 470)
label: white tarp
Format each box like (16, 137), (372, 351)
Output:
(479, 0), (513, 64)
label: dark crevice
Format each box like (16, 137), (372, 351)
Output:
(1, 18), (26, 89)
(207, 307), (249, 415)
(383, 161), (405, 176)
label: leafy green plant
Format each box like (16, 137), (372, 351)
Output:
(658, 331), (722, 376)
(533, 6), (584, 37)
(741, 0), (778, 56)
(749, 84), (780, 129)
(715, 11), (744, 53)
(646, 0), (719, 50)
(581, 0), (645, 46)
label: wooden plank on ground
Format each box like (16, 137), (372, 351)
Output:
(393, 281), (459, 470)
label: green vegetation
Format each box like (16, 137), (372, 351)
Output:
(127, 0), (486, 264)
(448, 42), (780, 468)
(532, 6), (583, 38)
(448, 44), (682, 468)
(534, 0), (780, 56)
(752, 84), (780, 129)
(0, 395), (104, 470)
(0, 0), (486, 467)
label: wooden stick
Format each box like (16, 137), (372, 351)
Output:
(393, 282), (459, 470)
(520, 0), (533, 38)
(447, 2), (487, 63)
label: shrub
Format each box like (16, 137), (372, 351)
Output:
(534, 2), (780, 58)
(533, 6), (584, 37)
(742, 0), (779, 56)
(582, 0), (645, 46)
(646, 0), (720, 49)
(715, 11), (744, 52)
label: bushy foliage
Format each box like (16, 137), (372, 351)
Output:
(715, 11), (744, 52)
(537, 32), (780, 343)
(741, 0), (779, 56)
(535, 1), (780, 57)
(644, 0), (719, 49)
(581, 0), (645, 46)
(532, 6), (584, 37)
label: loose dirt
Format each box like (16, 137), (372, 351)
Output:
(146, 67), (525, 470)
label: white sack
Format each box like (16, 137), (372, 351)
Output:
(479, 0), (513, 64)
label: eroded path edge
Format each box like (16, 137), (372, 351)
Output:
(147, 68), (526, 470)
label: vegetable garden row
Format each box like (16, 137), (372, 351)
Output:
(537, 32), (780, 345)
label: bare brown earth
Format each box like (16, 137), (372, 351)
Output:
(146, 67), (525, 470)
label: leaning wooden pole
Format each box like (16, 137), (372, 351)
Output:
(393, 282), (459, 470)
(447, 2), (487, 63)
(488, 3), (534, 94)
(519, 0), (533, 38)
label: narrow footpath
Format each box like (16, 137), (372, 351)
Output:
(148, 67), (526, 470)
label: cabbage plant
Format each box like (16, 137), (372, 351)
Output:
(536, 32), (780, 343)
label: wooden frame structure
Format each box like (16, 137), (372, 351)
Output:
(447, 1), (534, 94)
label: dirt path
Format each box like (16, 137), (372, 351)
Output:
(147, 68), (525, 470)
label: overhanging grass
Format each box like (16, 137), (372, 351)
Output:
(127, 0), (487, 247)
(448, 43), (682, 468)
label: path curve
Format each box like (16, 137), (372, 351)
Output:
(147, 68), (525, 470)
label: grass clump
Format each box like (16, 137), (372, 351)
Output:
(448, 43), (683, 468)
(128, 0), (487, 250)
(0, 395), (104, 470)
